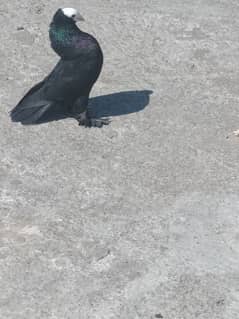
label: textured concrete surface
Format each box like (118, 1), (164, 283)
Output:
(1, 0), (239, 318)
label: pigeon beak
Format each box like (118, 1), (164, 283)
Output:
(75, 13), (85, 22)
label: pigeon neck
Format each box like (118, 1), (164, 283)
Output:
(49, 23), (81, 59)
(50, 22), (78, 41)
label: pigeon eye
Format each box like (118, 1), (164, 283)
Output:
(72, 14), (76, 18)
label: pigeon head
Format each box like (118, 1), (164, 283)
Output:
(53, 8), (84, 25)
(49, 8), (88, 59)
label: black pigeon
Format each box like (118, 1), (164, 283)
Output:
(10, 8), (109, 127)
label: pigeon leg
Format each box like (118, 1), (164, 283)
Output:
(72, 96), (110, 127)
(76, 111), (87, 126)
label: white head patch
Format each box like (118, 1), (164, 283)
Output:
(62, 7), (77, 18)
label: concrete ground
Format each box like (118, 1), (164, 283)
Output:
(1, 0), (239, 318)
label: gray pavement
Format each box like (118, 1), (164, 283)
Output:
(1, 0), (239, 318)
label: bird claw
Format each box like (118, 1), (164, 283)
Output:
(78, 117), (110, 128)
(90, 118), (110, 127)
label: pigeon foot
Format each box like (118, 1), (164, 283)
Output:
(78, 117), (110, 128)
(76, 110), (110, 127)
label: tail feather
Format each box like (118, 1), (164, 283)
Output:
(10, 79), (63, 125)
(11, 103), (52, 125)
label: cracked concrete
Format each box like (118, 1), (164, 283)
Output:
(1, 0), (239, 318)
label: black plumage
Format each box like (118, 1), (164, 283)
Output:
(10, 8), (109, 127)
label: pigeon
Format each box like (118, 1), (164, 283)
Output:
(10, 8), (109, 127)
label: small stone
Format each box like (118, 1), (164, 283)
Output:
(233, 129), (239, 136)
(155, 314), (163, 318)
(108, 131), (118, 139)
(96, 249), (111, 261)
(36, 7), (43, 14)
(216, 299), (225, 306)
(17, 26), (24, 31)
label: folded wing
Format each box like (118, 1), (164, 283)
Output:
(10, 58), (90, 125)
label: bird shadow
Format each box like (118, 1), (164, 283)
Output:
(37, 89), (153, 124)
(89, 89), (153, 119)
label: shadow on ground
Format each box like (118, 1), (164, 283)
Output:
(30, 90), (153, 124)
(89, 89), (153, 119)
